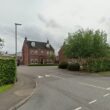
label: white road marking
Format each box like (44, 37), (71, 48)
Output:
(103, 93), (110, 97)
(50, 75), (65, 79)
(45, 75), (50, 77)
(79, 82), (106, 90)
(89, 100), (97, 104)
(74, 106), (82, 110)
(106, 88), (110, 90)
(38, 75), (43, 78)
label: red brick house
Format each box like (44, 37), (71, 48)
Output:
(22, 37), (55, 65)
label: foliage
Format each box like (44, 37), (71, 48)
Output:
(0, 38), (4, 50)
(67, 63), (80, 71)
(0, 58), (16, 86)
(49, 53), (55, 60)
(58, 62), (68, 69)
(0, 38), (3, 42)
(64, 29), (109, 58)
(83, 58), (110, 72)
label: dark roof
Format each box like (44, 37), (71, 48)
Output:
(26, 40), (54, 51)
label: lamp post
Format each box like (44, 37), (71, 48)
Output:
(15, 23), (22, 60)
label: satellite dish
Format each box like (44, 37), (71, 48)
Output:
(31, 42), (35, 47)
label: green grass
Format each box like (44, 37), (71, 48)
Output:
(0, 84), (13, 93)
(97, 71), (110, 76)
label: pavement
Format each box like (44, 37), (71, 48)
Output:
(0, 67), (36, 110)
(17, 66), (110, 110)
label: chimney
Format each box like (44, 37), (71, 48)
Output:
(25, 37), (27, 42)
(47, 39), (49, 44)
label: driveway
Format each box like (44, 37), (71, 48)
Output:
(18, 66), (110, 110)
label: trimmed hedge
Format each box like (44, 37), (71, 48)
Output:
(58, 62), (68, 69)
(0, 58), (16, 86)
(67, 63), (80, 71)
(84, 58), (110, 72)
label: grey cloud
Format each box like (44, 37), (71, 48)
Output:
(98, 17), (110, 30)
(38, 14), (61, 28)
(0, 25), (14, 37)
(99, 17), (107, 24)
(0, 24), (63, 54)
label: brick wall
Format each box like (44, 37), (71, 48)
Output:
(29, 49), (54, 64)
(22, 42), (29, 65)
(58, 46), (67, 63)
(22, 37), (55, 65)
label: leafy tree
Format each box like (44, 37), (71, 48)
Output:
(64, 29), (109, 58)
(0, 38), (4, 54)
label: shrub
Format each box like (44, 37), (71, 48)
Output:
(67, 63), (80, 71)
(84, 58), (110, 72)
(58, 62), (68, 69)
(0, 58), (16, 86)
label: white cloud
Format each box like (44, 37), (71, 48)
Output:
(0, 0), (110, 54)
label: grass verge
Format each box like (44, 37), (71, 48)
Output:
(0, 84), (13, 93)
(97, 71), (110, 76)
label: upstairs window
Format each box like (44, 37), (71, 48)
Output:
(41, 50), (43, 54)
(35, 50), (38, 54)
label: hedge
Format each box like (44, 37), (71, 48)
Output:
(0, 58), (16, 86)
(67, 63), (80, 71)
(84, 58), (110, 72)
(58, 62), (68, 69)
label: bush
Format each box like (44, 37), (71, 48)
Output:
(84, 58), (110, 72)
(67, 63), (80, 71)
(0, 58), (16, 86)
(58, 62), (68, 69)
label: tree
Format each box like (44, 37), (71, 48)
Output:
(64, 29), (109, 58)
(0, 38), (4, 54)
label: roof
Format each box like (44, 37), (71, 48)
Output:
(26, 40), (54, 51)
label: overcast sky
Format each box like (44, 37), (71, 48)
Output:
(0, 0), (110, 54)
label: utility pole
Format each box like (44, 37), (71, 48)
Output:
(15, 23), (22, 60)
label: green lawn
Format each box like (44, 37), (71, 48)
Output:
(0, 84), (13, 93)
(98, 71), (110, 76)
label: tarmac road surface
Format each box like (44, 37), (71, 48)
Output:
(18, 66), (110, 110)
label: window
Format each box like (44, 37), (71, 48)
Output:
(41, 50), (43, 54)
(47, 51), (49, 55)
(35, 50), (38, 54)
(31, 42), (35, 47)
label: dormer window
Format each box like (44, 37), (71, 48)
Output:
(31, 42), (35, 47)
(46, 44), (50, 48)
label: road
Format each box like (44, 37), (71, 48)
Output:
(18, 66), (110, 110)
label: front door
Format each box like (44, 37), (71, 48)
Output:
(41, 59), (43, 64)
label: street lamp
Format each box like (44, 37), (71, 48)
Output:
(15, 23), (22, 60)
